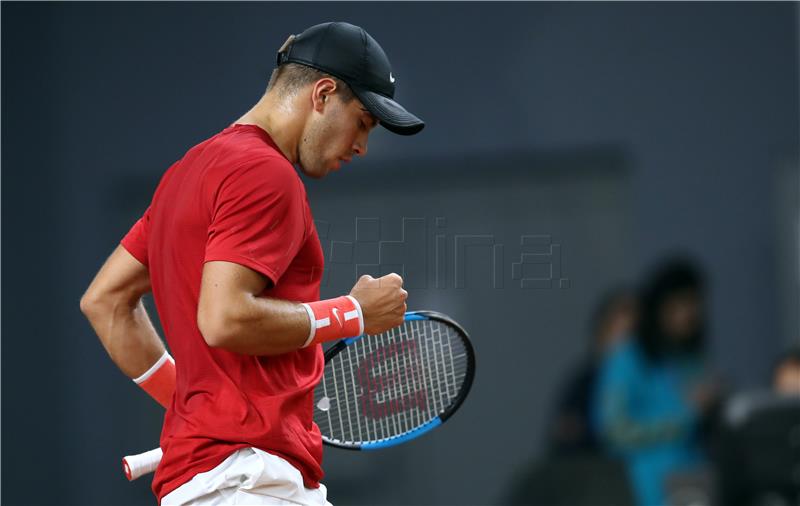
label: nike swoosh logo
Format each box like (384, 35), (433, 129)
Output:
(389, 73), (396, 84)
(332, 308), (342, 326)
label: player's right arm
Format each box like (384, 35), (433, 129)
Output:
(197, 262), (406, 356)
(199, 158), (407, 356)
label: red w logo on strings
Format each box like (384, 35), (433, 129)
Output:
(356, 339), (428, 420)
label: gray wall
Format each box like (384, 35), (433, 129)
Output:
(311, 150), (634, 504)
(2, 2), (798, 505)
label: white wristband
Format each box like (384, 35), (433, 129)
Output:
(133, 351), (174, 384)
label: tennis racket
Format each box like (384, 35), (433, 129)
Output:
(123, 310), (475, 480)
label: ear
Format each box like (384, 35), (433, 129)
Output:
(311, 78), (338, 113)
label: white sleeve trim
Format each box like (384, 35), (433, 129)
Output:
(133, 351), (173, 384)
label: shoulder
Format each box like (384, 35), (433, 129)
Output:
(196, 125), (300, 188)
(215, 155), (303, 199)
(608, 338), (641, 359)
(600, 339), (647, 377)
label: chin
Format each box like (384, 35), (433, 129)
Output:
(297, 163), (327, 180)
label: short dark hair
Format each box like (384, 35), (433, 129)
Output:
(267, 63), (355, 102)
(636, 256), (706, 362)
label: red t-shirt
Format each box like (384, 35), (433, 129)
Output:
(120, 124), (325, 501)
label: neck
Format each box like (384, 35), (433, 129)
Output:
(235, 91), (305, 164)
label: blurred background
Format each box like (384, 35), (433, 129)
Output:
(2, 2), (798, 505)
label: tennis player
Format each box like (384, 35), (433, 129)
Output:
(80, 22), (424, 505)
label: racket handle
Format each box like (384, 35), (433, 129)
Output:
(122, 447), (162, 481)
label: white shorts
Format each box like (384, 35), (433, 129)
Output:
(160, 447), (332, 506)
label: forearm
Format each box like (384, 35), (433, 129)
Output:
(83, 297), (166, 378)
(198, 262), (403, 356)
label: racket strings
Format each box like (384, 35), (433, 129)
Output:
(314, 319), (470, 445)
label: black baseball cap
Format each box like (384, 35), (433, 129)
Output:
(276, 22), (424, 136)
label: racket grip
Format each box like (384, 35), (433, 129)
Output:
(122, 447), (162, 481)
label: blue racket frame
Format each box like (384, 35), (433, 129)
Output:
(320, 310), (475, 451)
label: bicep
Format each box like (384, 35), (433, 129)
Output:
(200, 261), (271, 300)
(197, 261), (271, 337)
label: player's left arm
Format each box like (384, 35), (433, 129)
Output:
(80, 246), (171, 400)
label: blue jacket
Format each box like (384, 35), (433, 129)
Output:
(593, 340), (706, 506)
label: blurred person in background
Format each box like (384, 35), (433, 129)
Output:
(548, 288), (638, 455)
(593, 258), (720, 506)
(714, 347), (800, 506)
(772, 348), (800, 395)
(504, 289), (638, 506)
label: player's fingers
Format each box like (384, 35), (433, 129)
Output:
(395, 304), (406, 326)
(382, 273), (403, 286)
(399, 288), (408, 301)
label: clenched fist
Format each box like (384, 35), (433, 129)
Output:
(349, 273), (407, 335)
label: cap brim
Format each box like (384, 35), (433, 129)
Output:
(353, 88), (425, 136)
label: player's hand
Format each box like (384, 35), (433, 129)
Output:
(349, 273), (407, 335)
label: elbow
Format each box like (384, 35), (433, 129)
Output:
(79, 293), (93, 316)
(197, 308), (238, 349)
(80, 285), (140, 321)
(199, 327), (231, 350)
(80, 289), (106, 319)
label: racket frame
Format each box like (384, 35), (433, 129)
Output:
(318, 310), (475, 451)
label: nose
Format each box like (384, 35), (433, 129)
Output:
(353, 135), (368, 157)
